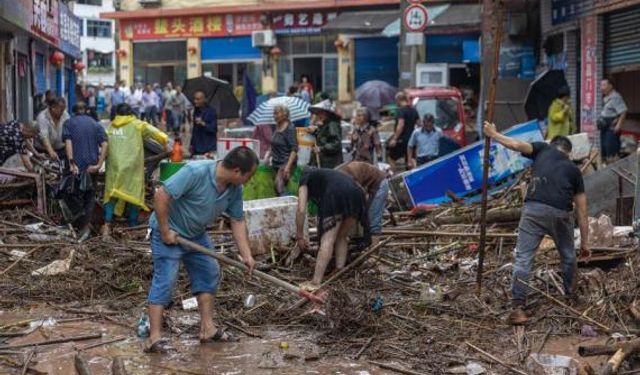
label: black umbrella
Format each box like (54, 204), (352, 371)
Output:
(183, 76), (240, 119)
(524, 69), (568, 121)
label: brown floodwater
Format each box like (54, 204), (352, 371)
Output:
(0, 307), (394, 375)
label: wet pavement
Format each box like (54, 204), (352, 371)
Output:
(0, 307), (393, 375)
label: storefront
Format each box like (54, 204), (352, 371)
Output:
(133, 40), (187, 86)
(201, 36), (261, 89)
(604, 5), (640, 119)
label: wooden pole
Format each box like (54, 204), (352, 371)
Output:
(477, 0), (504, 294)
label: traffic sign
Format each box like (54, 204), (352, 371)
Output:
(403, 4), (429, 32)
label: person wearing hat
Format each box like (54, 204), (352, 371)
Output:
(546, 85), (575, 141)
(307, 99), (343, 169)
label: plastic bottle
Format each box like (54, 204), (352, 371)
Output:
(170, 138), (183, 163)
(137, 312), (150, 338)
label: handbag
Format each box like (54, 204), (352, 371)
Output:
(597, 116), (616, 131)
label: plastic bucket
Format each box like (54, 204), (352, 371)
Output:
(159, 161), (186, 182)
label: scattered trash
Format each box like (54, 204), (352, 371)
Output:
(580, 324), (597, 337)
(371, 295), (384, 312)
(465, 362), (487, 375)
(419, 285), (443, 304)
(182, 297), (199, 311)
(526, 353), (579, 375)
(136, 313), (150, 338)
(279, 342), (289, 350)
(31, 249), (76, 276)
(244, 294), (256, 308)
(9, 250), (27, 261)
(29, 317), (57, 328)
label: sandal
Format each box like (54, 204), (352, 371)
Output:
(143, 339), (175, 354)
(200, 328), (239, 343)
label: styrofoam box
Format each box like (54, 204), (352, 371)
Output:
(243, 196), (307, 256)
(217, 138), (260, 159)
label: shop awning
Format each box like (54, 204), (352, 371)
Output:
(322, 10), (399, 34)
(381, 3), (481, 37)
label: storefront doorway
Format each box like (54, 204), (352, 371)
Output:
(133, 41), (187, 86)
(293, 57), (322, 95)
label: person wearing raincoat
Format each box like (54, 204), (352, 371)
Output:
(307, 99), (343, 169)
(102, 103), (169, 238)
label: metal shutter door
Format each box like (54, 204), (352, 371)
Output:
(605, 6), (640, 71)
(354, 37), (398, 88)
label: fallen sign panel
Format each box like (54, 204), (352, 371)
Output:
(390, 120), (544, 210)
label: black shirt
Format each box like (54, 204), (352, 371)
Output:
(395, 106), (419, 144)
(271, 123), (298, 169)
(524, 142), (584, 211)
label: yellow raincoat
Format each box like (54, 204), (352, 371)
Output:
(104, 115), (168, 216)
(546, 98), (576, 140)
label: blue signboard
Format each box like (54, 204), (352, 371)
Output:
(403, 120), (544, 206)
(58, 2), (81, 58)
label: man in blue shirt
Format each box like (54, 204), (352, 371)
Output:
(407, 113), (442, 168)
(109, 82), (127, 121)
(191, 90), (218, 158)
(144, 146), (258, 353)
(62, 102), (108, 241)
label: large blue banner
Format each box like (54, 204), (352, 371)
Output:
(403, 120), (544, 206)
(58, 2), (81, 59)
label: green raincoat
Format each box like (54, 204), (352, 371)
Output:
(310, 119), (343, 169)
(104, 115), (168, 216)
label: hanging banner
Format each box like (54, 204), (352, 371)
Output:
(580, 15), (597, 141)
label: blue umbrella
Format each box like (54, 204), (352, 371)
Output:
(247, 96), (310, 125)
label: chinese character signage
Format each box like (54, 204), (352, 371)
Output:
(580, 16), (597, 140)
(271, 11), (337, 34)
(398, 121), (543, 206)
(32, 0), (59, 45)
(59, 2), (81, 58)
(120, 14), (262, 40)
(551, 0), (579, 25)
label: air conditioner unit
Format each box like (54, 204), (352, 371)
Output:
(251, 30), (276, 48)
(138, 0), (161, 7)
(415, 63), (449, 88)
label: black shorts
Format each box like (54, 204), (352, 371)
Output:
(387, 142), (408, 161)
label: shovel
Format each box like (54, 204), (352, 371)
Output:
(176, 237), (325, 304)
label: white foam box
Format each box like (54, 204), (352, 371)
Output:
(243, 196), (307, 256)
(217, 138), (260, 159)
(566, 133), (591, 161)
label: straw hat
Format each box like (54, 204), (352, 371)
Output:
(309, 99), (341, 120)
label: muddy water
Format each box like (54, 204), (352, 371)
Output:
(0, 308), (392, 375)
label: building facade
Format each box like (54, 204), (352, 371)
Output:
(0, 0), (81, 123)
(72, 0), (116, 86)
(541, 0), (640, 142)
(102, 0), (398, 96)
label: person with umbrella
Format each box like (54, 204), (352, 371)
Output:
(268, 105), (298, 195)
(546, 86), (575, 141)
(350, 107), (382, 164)
(191, 90), (218, 159)
(307, 100), (343, 169)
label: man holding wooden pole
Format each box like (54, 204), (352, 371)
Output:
(483, 121), (590, 325)
(144, 147), (258, 352)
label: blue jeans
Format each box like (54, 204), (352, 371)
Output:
(104, 199), (140, 227)
(368, 178), (389, 234)
(148, 230), (221, 306)
(512, 202), (576, 306)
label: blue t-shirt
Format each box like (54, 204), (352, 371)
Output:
(61, 114), (107, 171)
(149, 160), (244, 238)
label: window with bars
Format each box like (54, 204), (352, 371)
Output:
(87, 50), (112, 68)
(86, 20), (112, 38)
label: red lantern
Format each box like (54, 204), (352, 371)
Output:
(270, 46), (282, 57)
(50, 51), (64, 67)
(74, 62), (85, 72)
(188, 46), (198, 55)
(116, 49), (127, 58)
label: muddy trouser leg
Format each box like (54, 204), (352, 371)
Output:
(512, 206), (547, 307)
(549, 212), (576, 297)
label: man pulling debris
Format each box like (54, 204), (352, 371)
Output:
(145, 146), (258, 353)
(483, 122), (589, 325)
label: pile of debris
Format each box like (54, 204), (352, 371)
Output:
(1, 167), (639, 375)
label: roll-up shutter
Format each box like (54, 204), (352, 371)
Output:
(605, 6), (640, 71)
(35, 53), (46, 95)
(354, 37), (398, 88)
